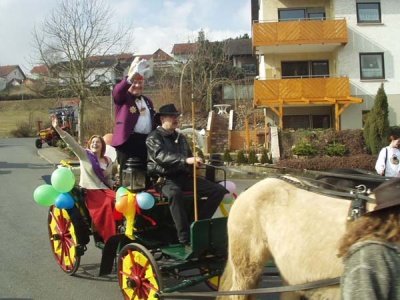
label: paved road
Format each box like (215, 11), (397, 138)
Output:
(0, 138), (281, 300)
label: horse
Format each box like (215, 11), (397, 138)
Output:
(218, 174), (379, 300)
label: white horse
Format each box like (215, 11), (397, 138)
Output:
(218, 176), (376, 300)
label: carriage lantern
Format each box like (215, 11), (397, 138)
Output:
(122, 157), (146, 192)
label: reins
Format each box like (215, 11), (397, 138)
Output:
(156, 277), (341, 298)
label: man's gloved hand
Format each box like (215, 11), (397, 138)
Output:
(128, 57), (150, 81)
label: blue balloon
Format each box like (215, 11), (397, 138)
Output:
(55, 193), (75, 209)
(136, 192), (155, 210)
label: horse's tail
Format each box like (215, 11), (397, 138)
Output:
(217, 260), (233, 299)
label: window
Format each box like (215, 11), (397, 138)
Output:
(359, 53), (384, 79)
(308, 12), (326, 20)
(283, 115), (331, 130)
(242, 64), (256, 76)
(312, 115), (330, 129)
(283, 115), (310, 130)
(223, 85), (253, 101)
(279, 9), (306, 21)
(357, 3), (381, 23)
(311, 61), (329, 78)
(282, 61), (329, 78)
(95, 75), (107, 82)
(279, 7), (326, 21)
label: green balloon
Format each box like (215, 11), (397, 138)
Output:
(51, 167), (76, 193)
(116, 186), (128, 200)
(33, 184), (60, 206)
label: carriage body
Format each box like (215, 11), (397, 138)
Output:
(47, 164), (231, 299)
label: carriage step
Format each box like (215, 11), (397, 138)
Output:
(161, 244), (193, 260)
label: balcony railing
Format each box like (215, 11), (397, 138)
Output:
(253, 19), (348, 47)
(254, 77), (360, 106)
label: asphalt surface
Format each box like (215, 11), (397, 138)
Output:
(37, 146), (78, 166)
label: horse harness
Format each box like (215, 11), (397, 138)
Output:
(276, 174), (375, 220)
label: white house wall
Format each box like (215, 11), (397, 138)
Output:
(336, 0), (400, 129)
(5, 68), (25, 84)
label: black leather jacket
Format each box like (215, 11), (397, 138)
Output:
(146, 127), (193, 177)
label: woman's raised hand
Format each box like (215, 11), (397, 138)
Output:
(51, 114), (59, 128)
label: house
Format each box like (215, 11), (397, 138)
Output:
(224, 38), (256, 77)
(51, 53), (134, 87)
(0, 65), (26, 87)
(222, 38), (257, 106)
(0, 78), (6, 91)
(50, 50), (174, 87)
(171, 39), (257, 107)
(251, 0), (399, 130)
(30, 65), (50, 81)
(171, 43), (197, 63)
(123, 49), (175, 80)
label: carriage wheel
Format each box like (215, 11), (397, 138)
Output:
(51, 136), (59, 147)
(47, 205), (81, 275)
(218, 192), (237, 217)
(35, 139), (42, 149)
(200, 267), (220, 291)
(118, 243), (163, 300)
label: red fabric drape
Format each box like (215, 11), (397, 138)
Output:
(85, 189), (117, 242)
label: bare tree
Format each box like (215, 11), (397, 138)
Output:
(32, 0), (133, 143)
(179, 30), (246, 115)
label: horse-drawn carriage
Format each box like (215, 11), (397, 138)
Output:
(46, 160), (389, 299)
(47, 160), (234, 299)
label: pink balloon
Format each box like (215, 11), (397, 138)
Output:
(219, 180), (236, 194)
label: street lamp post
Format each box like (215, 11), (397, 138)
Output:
(179, 61), (192, 112)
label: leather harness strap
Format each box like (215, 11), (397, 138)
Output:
(157, 277), (341, 298)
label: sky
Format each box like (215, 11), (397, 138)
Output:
(0, 0), (251, 74)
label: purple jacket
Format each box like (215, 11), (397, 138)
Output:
(111, 78), (155, 147)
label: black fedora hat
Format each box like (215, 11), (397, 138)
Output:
(154, 103), (181, 125)
(368, 177), (400, 214)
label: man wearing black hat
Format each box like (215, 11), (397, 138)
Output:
(146, 103), (229, 248)
(338, 177), (400, 299)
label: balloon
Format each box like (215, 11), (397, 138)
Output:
(219, 180), (237, 194)
(116, 186), (128, 201)
(136, 192), (155, 210)
(51, 167), (75, 193)
(105, 145), (117, 162)
(115, 194), (128, 213)
(54, 193), (75, 209)
(33, 184), (60, 206)
(103, 133), (113, 145)
(222, 193), (234, 204)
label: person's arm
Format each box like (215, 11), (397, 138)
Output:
(146, 134), (187, 171)
(51, 115), (86, 160)
(113, 58), (150, 104)
(375, 147), (386, 176)
(112, 79), (131, 105)
(341, 245), (394, 300)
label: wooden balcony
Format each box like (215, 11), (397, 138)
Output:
(253, 19), (348, 47)
(254, 77), (362, 130)
(254, 77), (361, 106)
